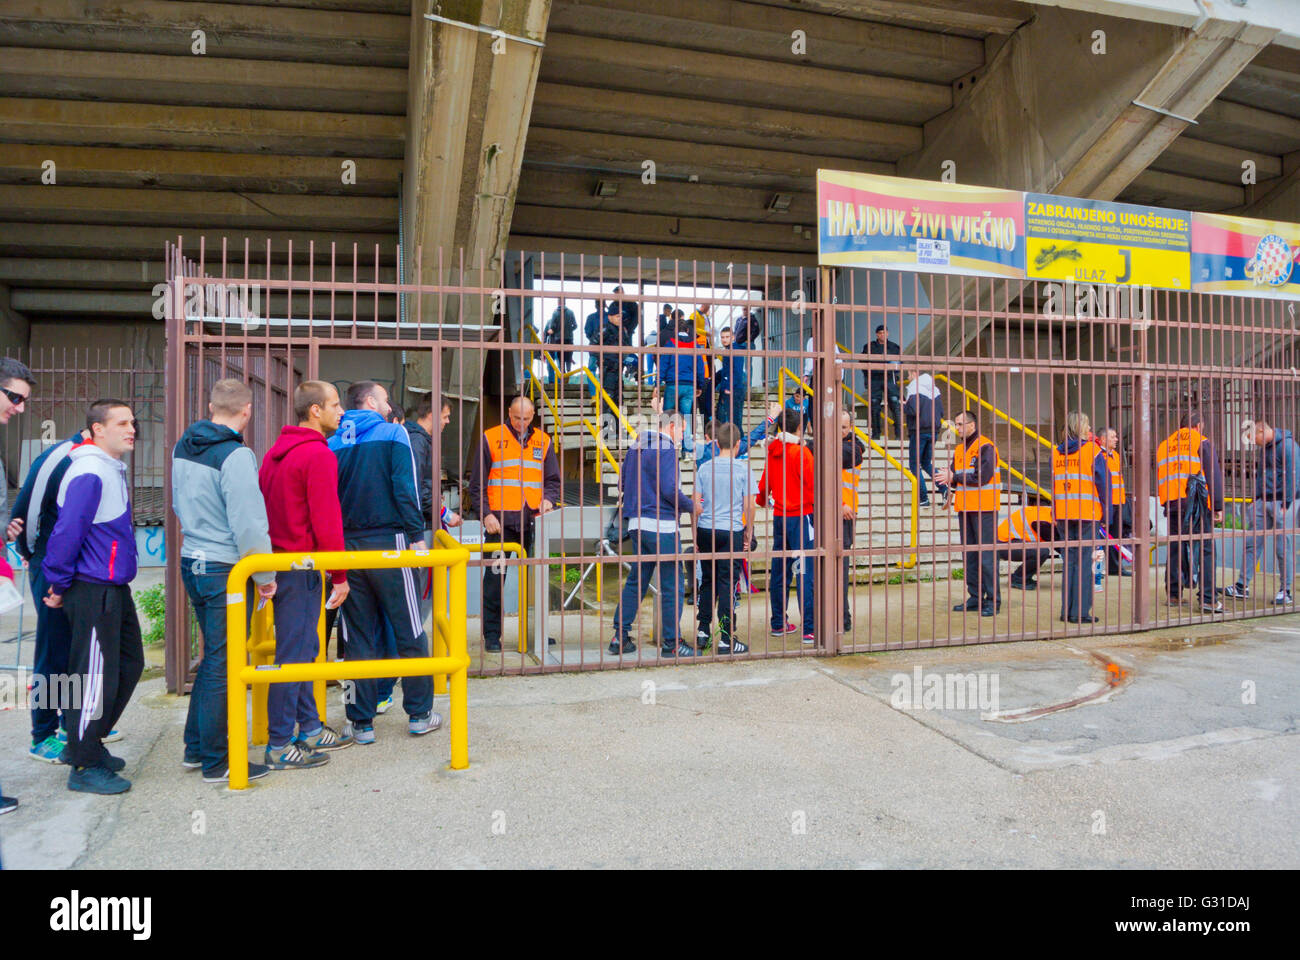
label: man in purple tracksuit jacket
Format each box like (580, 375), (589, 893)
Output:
(42, 399), (142, 796)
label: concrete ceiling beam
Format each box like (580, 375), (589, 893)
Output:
(742, 0), (1032, 36)
(508, 233), (817, 268)
(0, 47), (407, 114)
(0, 185), (398, 232)
(509, 203), (816, 253)
(530, 83), (920, 159)
(1194, 99), (1300, 155)
(516, 167), (817, 223)
(0, 98), (405, 157)
(523, 127), (892, 191)
(1123, 169), (1245, 210)
(548, 0), (984, 82)
(0, 0), (409, 67)
(1150, 135), (1281, 184)
(538, 32), (951, 123)
(0, 144), (402, 196)
(0, 224), (397, 262)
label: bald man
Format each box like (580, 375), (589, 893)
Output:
(466, 396), (562, 652)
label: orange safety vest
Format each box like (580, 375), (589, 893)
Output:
(841, 465), (861, 512)
(1052, 440), (1104, 521)
(1105, 449), (1126, 505)
(484, 424), (550, 512)
(1156, 428), (1208, 506)
(952, 435), (1001, 512)
(997, 506), (1055, 543)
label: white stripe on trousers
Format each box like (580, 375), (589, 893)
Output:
(79, 627), (104, 737)
(394, 533), (423, 638)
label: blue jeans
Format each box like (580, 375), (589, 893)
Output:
(771, 515), (816, 635)
(181, 560), (240, 775)
(662, 384), (696, 452)
(615, 530), (685, 647)
(908, 432), (943, 504)
(28, 566), (72, 743)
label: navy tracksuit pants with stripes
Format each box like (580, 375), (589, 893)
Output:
(338, 532), (433, 725)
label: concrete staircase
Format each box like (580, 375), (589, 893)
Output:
(538, 380), (964, 573)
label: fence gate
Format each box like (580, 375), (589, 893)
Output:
(162, 238), (1300, 691)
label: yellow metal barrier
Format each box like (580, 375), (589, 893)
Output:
(226, 544), (471, 789)
(778, 367), (918, 568)
(529, 372), (621, 480)
(454, 539), (528, 657)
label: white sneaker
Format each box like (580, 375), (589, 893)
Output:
(1274, 590), (1293, 605)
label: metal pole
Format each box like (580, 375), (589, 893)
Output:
(1132, 372), (1153, 628)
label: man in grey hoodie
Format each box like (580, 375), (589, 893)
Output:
(1224, 419), (1300, 605)
(171, 379), (277, 783)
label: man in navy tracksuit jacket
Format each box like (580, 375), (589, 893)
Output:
(611, 411), (701, 658)
(10, 428), (89, 762)
(42, 400), (141, 795)
(328, 380), (440, 741)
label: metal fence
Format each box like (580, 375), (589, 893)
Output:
(161, 238), (1300, 688)
(1, 346), (166, 668)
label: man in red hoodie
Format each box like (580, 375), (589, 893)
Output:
(758, 409), (816, 643)
(258, 380), (353, 770)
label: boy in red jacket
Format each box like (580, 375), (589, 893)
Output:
(758, 409), (816, 643)
(258, 381), (353, 770)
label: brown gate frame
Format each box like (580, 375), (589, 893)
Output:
(162, 238), (1300, 689)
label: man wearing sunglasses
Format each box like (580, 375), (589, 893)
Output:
(0, 357), (34, 819)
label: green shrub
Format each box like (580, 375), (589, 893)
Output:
(136, 584), (166, 646)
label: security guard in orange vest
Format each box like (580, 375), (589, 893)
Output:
(935, 410), (1002, 616)
(1098, 426), (1133, 577)
(996, 502), (1057, 590)
(1052, 412), (1110, 624)
(466, 395), (562, 652)
(1156, 408), (1224, 612)
(837, 411), (866, 632)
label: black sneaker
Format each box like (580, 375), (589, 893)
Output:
(0, 795), (17, 816)
(981, 603), (996, 617)
(696, 630), (712, 651)
(483, 637), (502, 652)
(608, 636), (636, 655)
(181, 752), (202, 770)
(1222, 583), (1249, 600)
(953, 600), (980, 612)
(1201, 600), (1224, 614)
(101, 752), (126, 773)
(67, 765), (131, 795)
(716, 637), (749, 655)
(203, 763), (271, 784)
(661, 642), (696, 658)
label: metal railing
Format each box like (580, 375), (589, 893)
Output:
(225, 543), (470, 789)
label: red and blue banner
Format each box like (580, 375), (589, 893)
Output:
(817, 170), (1026, 279)
(1191, 212), (1300, 300)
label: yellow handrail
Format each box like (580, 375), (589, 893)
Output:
(777, 367), (918, 568)
(529, 372), (620, 479)
(524, 325), (638, 445)
(227, 545), (471, 789)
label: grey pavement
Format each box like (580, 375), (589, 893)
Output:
(0, 614), (1296, 869)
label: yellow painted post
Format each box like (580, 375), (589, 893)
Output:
(432, 560), (448, 695)
(449, 551), (469, 770)
(250, 603), (268, 746)
(227, 573), (251, 790)
(314, 572), (327, 724)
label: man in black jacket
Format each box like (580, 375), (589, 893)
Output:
(862, 325), (902, 441)
(1157, 409), (1224, 613)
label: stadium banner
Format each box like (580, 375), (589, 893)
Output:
(1191, 212), (1300, 300)
(817, 170), (1026, 279)
(1024, 194), (1192, 290)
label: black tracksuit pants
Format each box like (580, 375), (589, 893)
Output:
(62, 581), (144, 769)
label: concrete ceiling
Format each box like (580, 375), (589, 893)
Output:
(0, 0), (1298, 327)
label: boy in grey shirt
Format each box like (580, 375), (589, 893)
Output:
(693, 422), (757, 654)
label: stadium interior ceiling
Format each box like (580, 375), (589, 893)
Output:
(0, 0), (1298, 328)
